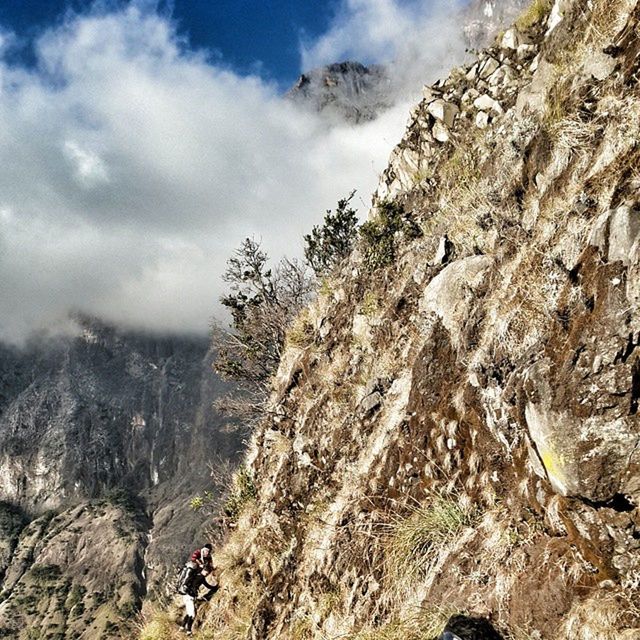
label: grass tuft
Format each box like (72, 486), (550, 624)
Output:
(385, 493), (479, 584)
(137, 608), (179, 640)
(351, 605), (459, 640)
(516, 0), (554, 32)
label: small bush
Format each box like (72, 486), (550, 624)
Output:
(223, 467), (257, 521)
(0, 502), (27, 540)
(360, 200), (421, 270)
(516, 0), (553, 31)
(30, 564), (62, 586)
(304, 191), (359, 277)
(286, 309), (316, 349)
(104, 488), (139, 513)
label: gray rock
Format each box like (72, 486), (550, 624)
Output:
(476, 111), (490, 128)
(480, 57), (501, 79)
(590, 205), (640, 266)
(433, 121), (451, 142)
(473, 94), (503, 114)
(500, 27), (521, 50)
(427, 100), (460, 127)
(431, 236), (454, 265)
(583, 51), (617, 80)
(610, 205), (640, 265)
(360, 391), (382, 415)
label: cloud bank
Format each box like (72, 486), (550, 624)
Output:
(0, 1), (470, 342)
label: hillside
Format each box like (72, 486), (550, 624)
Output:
(140, 0), (640, 638)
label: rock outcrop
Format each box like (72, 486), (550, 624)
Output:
(287, 1), (535, 124)
(174, 1), (640, 639)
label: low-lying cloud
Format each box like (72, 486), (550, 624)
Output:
(0, 1), (471, 342)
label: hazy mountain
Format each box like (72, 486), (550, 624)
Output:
(0, 316), (245, 636)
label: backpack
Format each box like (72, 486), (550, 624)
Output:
(176, 562), (197, 595)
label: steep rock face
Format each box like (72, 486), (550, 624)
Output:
(0, 318), (237, 509)
(193, 1), (640, 639)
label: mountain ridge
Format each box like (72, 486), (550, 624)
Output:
(159, 1), (640, 638)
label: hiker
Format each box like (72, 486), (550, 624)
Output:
(177, 562), (218, 635)
(190, 542), (213, 571)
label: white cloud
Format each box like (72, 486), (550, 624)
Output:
(301, 0), (468, 99)
(63, 141), (110, 187)
(0, 2), (471, 342)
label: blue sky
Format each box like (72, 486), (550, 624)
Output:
(0, 0), (337, 86)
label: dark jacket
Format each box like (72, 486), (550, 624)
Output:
(184, 569), (218, 599)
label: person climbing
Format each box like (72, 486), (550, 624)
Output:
(176, 555), (218, 635)
(190, 542), (214, 571)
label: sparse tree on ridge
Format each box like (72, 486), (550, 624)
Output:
(304, 191), (359, 277)
(212, 237), (313, 408)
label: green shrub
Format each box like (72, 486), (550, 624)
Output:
(360, 200), (421, 270)
(0, 502), (27, 540)
(224, 466), (257, 521)
(103, 488), (139, 513)
(304, 191), (359, 276)
(30, 564), (61, 585)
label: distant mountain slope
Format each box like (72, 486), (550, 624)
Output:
(286, 1), (533, 124)
(0, 316), (246, 635)
(287, 61), (392, 123)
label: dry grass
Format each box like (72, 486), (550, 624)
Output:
(199, 577), (264, 640)
(384, 492), (479, 585)
(350, 605), (459, 640)
(586, 0), (634, 47)
(482, 246), (564, 358)
(432, 145), (493, 253)
(137, 605), (181, 640)
(516, 0), (554, 32)
(559, 589), (640, 639)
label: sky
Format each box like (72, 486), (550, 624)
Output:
(0, 0), (338, 87)
(0, 0), (472, 342)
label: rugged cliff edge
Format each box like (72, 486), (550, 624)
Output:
(159, 1), (640, 639)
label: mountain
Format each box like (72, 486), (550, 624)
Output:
(0, 316), (245, 637)
(287, 61), (392, 123)
(286, 1), (534, 124)
(143, 1), (640, 638)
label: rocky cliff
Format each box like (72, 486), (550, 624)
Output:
(287, 1), (531, 124)
(287, 62), (392, 123)
(148, 1), (640, 638)
(0, 317), (245, 637)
